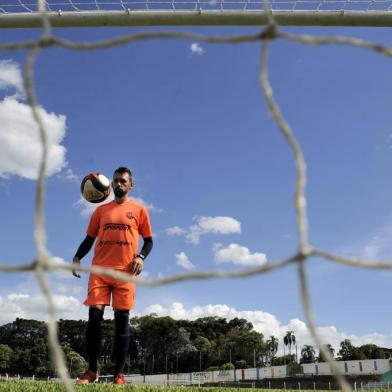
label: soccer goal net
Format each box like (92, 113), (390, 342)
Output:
(1, 0), (392, 392)
(1, 0), (392, 27)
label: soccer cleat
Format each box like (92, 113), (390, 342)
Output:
(113, 373), (126, 385)
(75, 369), (99, 384)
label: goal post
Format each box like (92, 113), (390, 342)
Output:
(1, 3), (392, 27)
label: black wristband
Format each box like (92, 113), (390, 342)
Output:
(137, 254), (146, 260)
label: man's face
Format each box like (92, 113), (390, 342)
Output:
(112, 172), (132, 198)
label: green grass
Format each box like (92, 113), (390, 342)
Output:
(0, 382), (337, 392)
(0, 383), (252, 392)
(0, 382), (388, 392)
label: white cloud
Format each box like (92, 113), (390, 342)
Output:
(0, 293), (86, 325)
(338, 218), (392, 261)
(0, 60), (23, 96)
(213, 243), (267, 266)
(138, 302), (392, 354)
(57, 168), (79, 182)
(176, 252), (196, 270)
(190, 43), (204, 55)
(0, 97), (67, 180)
(170, 216), (241, 244)
(197, 216), (240, 234)
(0, 60), (68, 180)
(1, 290), (390, 352)
(166, 226), (187, 236)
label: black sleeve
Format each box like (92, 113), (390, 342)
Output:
(74, 235), (95, 260)
(139, 237), (153, 260)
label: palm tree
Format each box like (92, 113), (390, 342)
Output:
(301, 345), (316, 364)
(283, 331), (296, 363)
(266, 336), (279, 364)
(318, 344), (335, 362)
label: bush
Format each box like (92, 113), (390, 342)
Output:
(220, 362), (234, 370)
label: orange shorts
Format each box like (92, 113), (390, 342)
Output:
(84, 272), (135, 310)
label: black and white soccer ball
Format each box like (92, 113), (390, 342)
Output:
(80, 172), (111, 203)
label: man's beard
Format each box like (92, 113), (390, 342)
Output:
(114, 188), (126, 197)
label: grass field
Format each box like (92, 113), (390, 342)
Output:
(0, 384), (257, 392)
(1, 382), (390, 392)
(0, 383), (345, 392)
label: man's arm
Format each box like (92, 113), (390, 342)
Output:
(129, 237), (153, 275)
(138, 236), (153, 260)
(72, 235), (96, 278)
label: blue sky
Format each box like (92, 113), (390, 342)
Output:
(0, 22), (392, 355)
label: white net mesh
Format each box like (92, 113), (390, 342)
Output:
(1, 1), (392, 392)
(1, 0), (392, 12)
(1, 0), (392, 27)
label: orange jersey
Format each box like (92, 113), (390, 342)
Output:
(86, 199), (153, 270)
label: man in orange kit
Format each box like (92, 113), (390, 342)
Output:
(72, 167), (153, 385)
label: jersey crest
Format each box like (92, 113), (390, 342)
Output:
(126, 211), (135, 220)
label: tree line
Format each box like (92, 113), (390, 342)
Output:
(0, 316), (389, 377)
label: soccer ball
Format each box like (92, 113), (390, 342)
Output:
(81, 173), (111, 203)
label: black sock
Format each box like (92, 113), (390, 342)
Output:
(114, 310), (130, 374)
(86, 307), (103, 373)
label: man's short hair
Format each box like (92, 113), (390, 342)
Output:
(113, 167), (133, 181)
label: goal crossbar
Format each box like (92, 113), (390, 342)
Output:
(1, 9), (392, 27)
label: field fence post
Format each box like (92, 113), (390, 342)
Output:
(298, 381), (301, 391)
(313, 381), (316, 390)
(354, 381), (357, 391)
